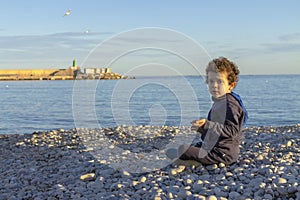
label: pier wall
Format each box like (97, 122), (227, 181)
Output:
(0, 67), (79, 81)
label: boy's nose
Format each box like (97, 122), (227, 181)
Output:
(212, 82), (218, 88)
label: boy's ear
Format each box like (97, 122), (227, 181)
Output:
(230, 82), (237, 90)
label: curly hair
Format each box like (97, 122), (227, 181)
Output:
(205, 57), (240, 85)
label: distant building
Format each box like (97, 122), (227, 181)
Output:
(83, 67), (111, 74)
(77, 67), (129, 80)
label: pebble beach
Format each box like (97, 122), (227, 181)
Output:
(1, 124), (300, 200)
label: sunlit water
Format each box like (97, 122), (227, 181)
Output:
(0, 75), (299, 134)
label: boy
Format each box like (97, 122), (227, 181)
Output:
(167, 57), (248, 166)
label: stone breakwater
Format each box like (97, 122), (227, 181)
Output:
(1, 125), (300, 200)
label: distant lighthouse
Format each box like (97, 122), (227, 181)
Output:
(73, 59), (77, 67)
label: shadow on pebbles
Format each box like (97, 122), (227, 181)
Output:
(1, 124), (300, 200)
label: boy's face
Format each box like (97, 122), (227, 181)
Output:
(207, 71), (234, 98)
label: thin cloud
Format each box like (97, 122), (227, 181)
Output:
(204, 41), (232, 50)
(206, 32), (300, 58)
(260, 42), (300, 53)
(114, 35), (180, 45)
(208, 43), (257, 58)
(215, 40), (300, 56)
(0, 31), (113, 52)
(50, 31), (114, 38)
(227, 42), (300, 55)
(258, 32), (300, 53)
(278, 33), (300, 41)
(0, 31), (115, 68)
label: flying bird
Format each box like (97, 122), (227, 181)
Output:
(63, 9), (71, 17)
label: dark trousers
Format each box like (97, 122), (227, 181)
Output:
(178, 143), (224, 166)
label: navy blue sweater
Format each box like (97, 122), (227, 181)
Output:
(198, 92), (246, 165)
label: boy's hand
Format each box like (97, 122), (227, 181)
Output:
(191, 119), (206, 131)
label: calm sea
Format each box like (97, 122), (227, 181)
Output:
(0, 75), (299, 134)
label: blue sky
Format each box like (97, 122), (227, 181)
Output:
(0, 1), (299, 75)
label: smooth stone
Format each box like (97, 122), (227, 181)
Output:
(139, 176), (147, 183)
(122, 171), (131, 176)
(207, 195), (218, 200)
(277, 177), (287, 184)
(80, 173), (96, 181)
(229, 191), (241, 199)
(206, 164), (218, 171)
(263, 194), (273, 200)
(277, 186), (288, 195)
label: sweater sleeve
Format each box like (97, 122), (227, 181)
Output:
(202, 100), (244, 139)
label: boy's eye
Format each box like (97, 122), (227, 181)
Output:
(208, 79), (224, 84)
